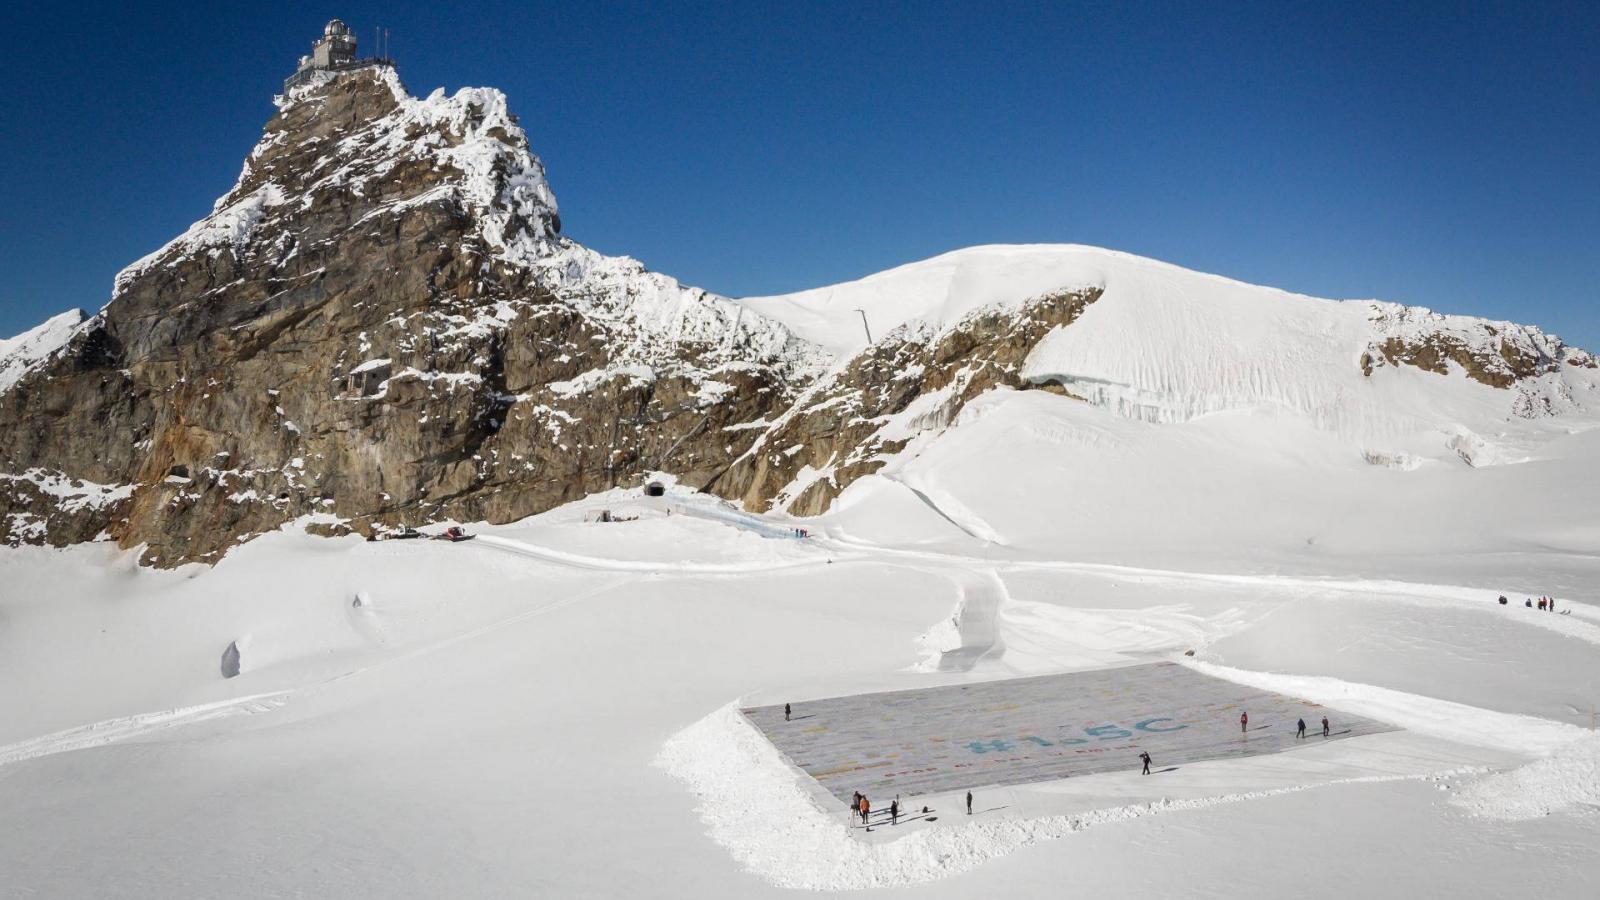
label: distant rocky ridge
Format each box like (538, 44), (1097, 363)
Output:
(1, 65), (1594, 565)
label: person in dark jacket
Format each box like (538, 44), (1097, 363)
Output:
(890, 799), (899, 824)
(784, 703), (791, 722)
(966, 791), (973, 815)
(1140, 751), (1152, 775)
(1296, 718), (1307, 739)
(1240, 711), (1249, 733)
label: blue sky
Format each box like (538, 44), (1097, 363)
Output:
(2, 1), (1596, 346)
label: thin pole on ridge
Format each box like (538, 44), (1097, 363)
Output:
(853, 308), (873, 345)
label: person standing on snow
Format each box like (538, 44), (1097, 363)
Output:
(784, 703), (791, 722)
(1296, 718), (1307, 740)
(1140, 751), (1152, 775)
(1321, 716), (1330, 737)
(966, 791), (973, 815)
(890, 799), (899, 825)
(851, 792), (861, 819)
(860, 795), (870, 825)
(1240, 711), (1249, 733)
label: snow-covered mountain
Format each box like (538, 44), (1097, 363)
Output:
(0, 66), (822, 565)
(1, 64), (1595, 566)
(6, 31), (1600, 900)
(721, 244), (1598, 516)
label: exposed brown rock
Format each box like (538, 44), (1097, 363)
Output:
(1370, 333), (1561, 389)
(0, 69), (804, 565)
(708, 288), (1101, 515)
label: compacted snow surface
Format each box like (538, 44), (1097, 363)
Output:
(5, 245), (1600, 897)
(3, 474), (1599, 898)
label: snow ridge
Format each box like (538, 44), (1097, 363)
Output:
(741, 244), (1600, 443)
(0, 310), (87, 394)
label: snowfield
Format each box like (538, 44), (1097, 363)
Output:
(2, 470), (1599, 897)
(4, 243), (1600, 897)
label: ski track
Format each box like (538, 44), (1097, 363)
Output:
(0, 692), (291, 769)
(475, 515), (1600, 652)
(0, 575), (634, 772)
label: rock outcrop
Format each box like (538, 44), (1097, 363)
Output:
(710, 288), (1101, 514)
(1361, 302), (1595, 389)
(2, 63), (1595, 565)
(0, 67), (819, 565)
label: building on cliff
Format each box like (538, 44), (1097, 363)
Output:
(284, 19), (389, 92)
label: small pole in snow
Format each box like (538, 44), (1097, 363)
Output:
(853, 308), (873, 345)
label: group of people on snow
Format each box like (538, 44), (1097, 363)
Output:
(1244, 710), (1330, 739)
(1499, 594), (1562, 613)
(849, 792), (904, 826)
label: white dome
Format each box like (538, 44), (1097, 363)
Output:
(324, 19), (350, 38)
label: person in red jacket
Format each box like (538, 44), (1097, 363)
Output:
(1240, 711), (1249, 733)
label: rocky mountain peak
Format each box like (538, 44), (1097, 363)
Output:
(1, 63), (1594, 567)
(0, 62), (822, 565)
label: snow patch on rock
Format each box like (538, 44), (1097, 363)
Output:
(0, 310), (87, 394)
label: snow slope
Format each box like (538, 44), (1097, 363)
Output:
(3, 468), (1599, 897)
(739, 244), (1599, 445)
(0, 309), (84, 393)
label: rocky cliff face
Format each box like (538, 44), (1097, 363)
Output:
(2, 65), (1595, 565)
(708, 288), (1101, 514)
(0, 67), (820, 565)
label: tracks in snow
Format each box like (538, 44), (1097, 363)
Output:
(0, 692), (290, 770)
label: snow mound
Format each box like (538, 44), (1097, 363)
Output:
(1185, 661), (1585, 755)
(0, 310), (86, 394)
(1453, 732), (1600, 820)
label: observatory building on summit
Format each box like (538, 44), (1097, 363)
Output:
(283, 19), (391, 92)
(306, 19), (357, 70)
